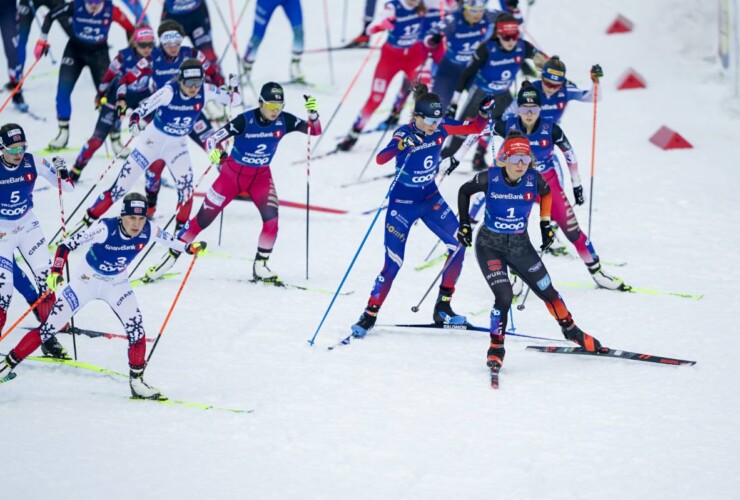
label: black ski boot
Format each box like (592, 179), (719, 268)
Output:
(433, 287), (467, 325)
(337, 127), (361, 151)
(351, 304), (379, 339)
(560, 319), (603, 352)
(40, 336), (70, 359)
(472, 142), (488, 171)
(486, 333), (506, 371)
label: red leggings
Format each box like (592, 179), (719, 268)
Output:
(180, 158), (279, 252)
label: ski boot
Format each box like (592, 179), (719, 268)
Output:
(351, 304), (380, 339)
(560, 319), (603, 352)
(143, 249), (181, 283)
(347, 32), (369, 48)
(40, 336), (70, 359)
(110, 131), (130, 159)
(48, 121), (70, 150)
(241, 60), (253, 82)
(486, 334), (505, 371)
(252, 253), (278, 282)
(588, 260), (629, 291)
(472, 142), (487, 171)
(69, 162), (85, 184)
(129, 365), (162, 399)
(145, 190), (159, 220)
(289, 56), (305, 84)
(4, 81), (28, 112)
(337, 127), (361, 152)
(0, 352), (20, 380)
(433, 287), (467, 325)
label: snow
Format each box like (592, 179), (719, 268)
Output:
(1, 0), (738, 498)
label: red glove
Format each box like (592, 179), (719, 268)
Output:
(34, 39), (50, 60)
(368, 18), (394, 34)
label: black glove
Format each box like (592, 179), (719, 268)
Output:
(424, 33), (443, 48)
(456, 223), (473, 247)
(479, 94), (496, 114)
(573, 185), (584, 205)
(400, 132), (424, 150)
(505, 0), (519, 8)
(540, 221), (554, 250)
(590, 64), (603, 83)
(115, 100), (127, 118)
(445, 102), (458, 119)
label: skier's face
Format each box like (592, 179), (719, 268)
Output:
(414, 115), (441, 135)
(121, 215), (146, 236)
(259, 101), (284, 121)
(135, 42), (154, 58)
(541, 78), (562, 97)
(84, 0), (105, 15)
(463, 6), (485, 24)
(161, 40), (182, 58)
(179, 78), (203, 98)
(505, 153), (532, 180)
(518, 104), (540, 127)
(1, 142), (26, 166)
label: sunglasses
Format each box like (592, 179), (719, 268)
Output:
(138, 42), (154, 49)
(261, 101), (285, 111)
(542, 79), (563, 90)
(4, 145), (26, 155)
(518, 105), (541, 115)
(509, 154), (532, 165)
(465, 7), (485, 14)
(418, 116), (442, 126)
(499, 34), (519, 42)
(182, 78), (203, 89)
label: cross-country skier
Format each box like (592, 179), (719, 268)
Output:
(0, 192), (208, 399)
(350, 84), (493, 338)
(337, 0), (429, 152)
(449, 82), (627, 290)
(441, 11), (547, 168)
(70, 26), (157, 182)
(144, 82), (322, 283)
(456, 131), (603, 374)
(0, 123), (74, 357)
(35, 0), (135, 150)
(242, 0), (306, 82)
(74, 59), (240, 233)
(160, 0), (218, 69)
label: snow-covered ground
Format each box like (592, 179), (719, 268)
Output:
(1, 1), (738, 498)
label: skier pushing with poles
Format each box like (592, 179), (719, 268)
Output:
(0, 193), (208, 398)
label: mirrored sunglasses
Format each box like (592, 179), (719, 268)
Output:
(261, 101), (285, 111)
(182, 78), (203, 89)
(518, 105), (541, 115)
(419, 116), (442, 126)
(508, 154), (532, 165)
(137, 42), (154, 49)
(4, 145), (26, 155)
(499, 34), (519, 42)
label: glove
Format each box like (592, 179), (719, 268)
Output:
(115, 100), (127, 118)
(479, 94), (496, 114)
(540, 220), (554, 250)
(456, 223), (473, 247)
(208, 148), (224, 165)
(590, 64), (603, 83)
(95, 94), (105, 109)
(34, 39), (49, 59)
(573, 185), (584, 205)
(304, 94), (319, 121)
(46, 272), (64, 292)
(445, 102), (458, 119)
(129, 113), (143, 137)
(227, 73), (239, 90)
(399, 132), (424, 150)
(444, 156), (460, 175)
(424, 33), (443, 48)
(52, 156), (70, 179)
(185, 241), (207, 256)
(369, 17), (394, 34)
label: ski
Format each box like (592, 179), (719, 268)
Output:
(555, 281), (703, 300)
(22, 326), (155, 343)
(327, 335), (353, 350)
(247, 279), (354, 296)
(378, 323), (561, 342)
(127, 396), (253, 413)
(304, 43), (377, 54)
(24, 354), (129, 378)
(526, 345), (697, 366)
(490, 366), (500, 389)
(278, 79), (335, 93)
(0, 372), (17, 384)
(130, 272), (181, 287)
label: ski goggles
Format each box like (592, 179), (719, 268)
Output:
(260, 100), (285, 111)
(182, 78), (204, 89)
(415, 113), (442, 126)
(137, 42), (155, 49)
(542, 79), (563, 90)
(518, 105), (541, 115)
(464, 6), (486, 14)
(3, 145), (26, 155)
(508, 154), (532, 165)
(160, 31), (183, 47)
(499, 33), (519, 42)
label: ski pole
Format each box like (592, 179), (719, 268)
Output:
(587, 79), (600, 237)
(27, 0), (57, 64)
(308, 153), (412, 346)
(311, 32), (385, 153)
(56, 168), (78, 359)
(356, 126), (389, 181)
(516, 250), (545, 311)
(146, 254), (199, 363)
(0, 289), (52, 343)
(305, 96), (312, 280)
(341, 0), (348, 43)
(411, 245), (463, 313)
(137, 0), (153, 25)
(321, 0), (336, 85)
(0, 56), (41, 114)
(48, 136), (134, 246)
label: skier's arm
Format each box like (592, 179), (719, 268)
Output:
(441, 114), (488, 136)
(98, 53), (126, 98)
(553, 124), (580, 187)
(34, 154), (74, 192)
(116, 58), (151, 100)
(40, 2), (73, 37)
(283, 113), (322, 136)
(376, 128), (421, 165)
(537, 174), (552, 221)
(204, 114), (247, 152)
(203, 83), (242, 108)
(152, 226), (190, 254)
(454, 43), (488, 95)
(112, 6), (135, 39)
(524, 41), (548, 69)
(366, 3), (396, 35)
(52, 221), (110, 274)
(457, 172), (488, 226)
(132, 85), (174, 120)
(424, 13), (455, 48)
(566, 81), (601, 103)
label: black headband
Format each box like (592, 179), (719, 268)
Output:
(121, 198), (147, 216)
(0, 127), (26, 148)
